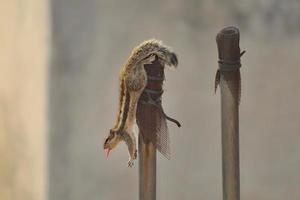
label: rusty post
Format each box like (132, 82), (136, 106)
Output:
(137, 58), (165, 200)
(215, 27), (244, 200)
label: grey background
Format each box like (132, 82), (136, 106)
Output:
(49, 0), (300, 200)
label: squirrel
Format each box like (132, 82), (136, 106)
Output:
(103, 39), (178, 167)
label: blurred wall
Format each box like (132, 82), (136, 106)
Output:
(48, 1), (300, 200)
(0, 0), (298, 200)
(0, 0), (49, 200)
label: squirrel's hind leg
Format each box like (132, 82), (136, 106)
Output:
(124, 66), (147, 167)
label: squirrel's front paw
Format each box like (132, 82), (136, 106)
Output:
(128, 160), (134, 167)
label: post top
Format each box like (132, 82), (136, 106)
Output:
(216, 26), (242, 68)
(218, 26), (240, 38)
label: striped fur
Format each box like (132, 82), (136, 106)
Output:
(104, 39), (178, 167)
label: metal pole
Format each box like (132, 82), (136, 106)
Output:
(137, 58), (164, 200)
(215, 27), (244, 200)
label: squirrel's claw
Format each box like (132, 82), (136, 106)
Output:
(127, 150), (137, 167)
(128, 160), (134, 167)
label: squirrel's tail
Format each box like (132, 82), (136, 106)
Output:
(155, 44), (178, 68)
(128, 39), (178, 68)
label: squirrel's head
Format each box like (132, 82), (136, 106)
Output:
(103, 129), (122, 157)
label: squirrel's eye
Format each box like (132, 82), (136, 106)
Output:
(108, 132), (115, 140)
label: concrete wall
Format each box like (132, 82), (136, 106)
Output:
(0, 0), (49, 199)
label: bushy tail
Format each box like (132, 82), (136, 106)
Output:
(127, 39), (178, 68)
(155, 44), (178, 68)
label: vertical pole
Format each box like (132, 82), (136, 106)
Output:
(216, 27), (244, 200)
(137, 58), (164, 200)
(138, 137), (156, 200)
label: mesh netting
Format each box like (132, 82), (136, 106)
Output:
(136, 58), (172, 159)
(136, 102), (171, 159)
